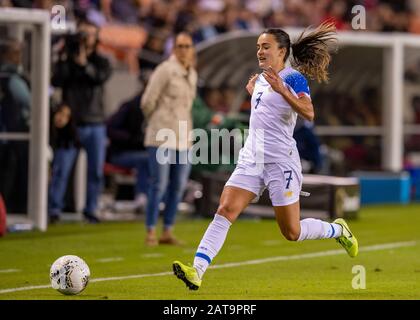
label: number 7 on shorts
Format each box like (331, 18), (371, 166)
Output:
(284, 170), (293, 189)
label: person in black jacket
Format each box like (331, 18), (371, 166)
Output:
(51, 19), (112, 223)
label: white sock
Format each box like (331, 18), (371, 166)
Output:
(193, 214), (232, 279)
(297, 218), (342, 241)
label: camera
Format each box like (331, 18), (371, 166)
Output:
(63, 31), (88, 59)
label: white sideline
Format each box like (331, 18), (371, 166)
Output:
(96, 257), (124, 263)
(0, 269), (20, 273)
(141, 253), (164, 258)
(0, 240), (416, 295)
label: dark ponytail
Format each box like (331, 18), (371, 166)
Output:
(261, 22), (337, 83)
(291, 22), (337, 83)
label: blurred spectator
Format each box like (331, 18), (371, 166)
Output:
(321, 0), (351, 30)
(51, 19), (112, 223)
(0, 38), (30, 132)
(413, 95), (420, 124)
(5, 0), (420, 41)
(191, 93), (244, 175)
(0, 38), (30, 213)
(106, 72), (151, 213)
(405, 96), (420, 152)
(192, 9), (220, 43)
(0, 0), (12, 7)
(358, 86), (381, 126)
(173, 0), (199, 34)
(203, 88), (228, 113)
(48, 103), (80, 223)
(138, 29), (168, 71)
(294, 117), (323, 173)
(101, 0), (141, 25)
(141, 32), (197, 246)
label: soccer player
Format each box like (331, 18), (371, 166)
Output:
(173, 22), (358, 290)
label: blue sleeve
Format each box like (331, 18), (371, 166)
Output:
(284, 72), (310, 97)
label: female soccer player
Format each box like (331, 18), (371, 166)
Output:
(173, 22), (358, 290)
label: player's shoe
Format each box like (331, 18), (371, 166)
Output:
(333, 218), (358, 258)
(172, 261), (201, 290)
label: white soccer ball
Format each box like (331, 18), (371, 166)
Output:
(50, 255), (90, 295)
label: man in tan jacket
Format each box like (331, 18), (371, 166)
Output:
(141, 32), (197, 246)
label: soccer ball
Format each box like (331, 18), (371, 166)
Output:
(50, 255), (90, 295)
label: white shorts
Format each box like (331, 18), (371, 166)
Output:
(225, 162), (302, 206)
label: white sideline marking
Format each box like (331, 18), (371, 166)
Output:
(141, 253), (163, 258)
(262, 240), (281, 246)
(0, 240), (416, 295)
(91, 271), (171, 283)
(211, 241), (417, 269)
(229, 245), (244, 250)
(97, 257), (124, 263)
(0, 269), (20, 273)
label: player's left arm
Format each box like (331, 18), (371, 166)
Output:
(278, 88), (314, 122)
(262, 66), (314, 121)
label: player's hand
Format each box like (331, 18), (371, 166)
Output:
(262, 66), (286, 95)
(246, 73), (259, 95)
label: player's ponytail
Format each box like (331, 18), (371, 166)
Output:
(291, 22), (337, 83)
(261, 22), (337, 83)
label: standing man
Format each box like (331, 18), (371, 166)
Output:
(141, 32), (197, 246)
(51, 19), (112, 223)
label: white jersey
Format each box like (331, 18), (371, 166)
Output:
(238, 67), (311, 164)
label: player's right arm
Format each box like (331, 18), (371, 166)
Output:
(246, 73), (259, 95)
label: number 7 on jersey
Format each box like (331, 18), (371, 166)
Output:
(255, 92), (263, 109)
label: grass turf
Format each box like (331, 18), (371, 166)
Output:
(0, 204), (419, 300)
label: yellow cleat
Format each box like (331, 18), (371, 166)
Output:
(173, 261), (201, 290)
(333, 218), (358, 258)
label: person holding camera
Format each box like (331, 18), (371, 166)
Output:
(51, 19), (112, 223)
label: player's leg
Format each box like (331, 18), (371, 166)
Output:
(173, 185), (256, 290)
(273, 203), (358, 257)
(267, 162), (358, 257)
(272, 201), (301, 241)
(273, 201), (340, 241)
(194, 185), (256, 269)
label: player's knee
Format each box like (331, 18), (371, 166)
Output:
(216, 203), (238, 222)
(282, 229), (300, 241)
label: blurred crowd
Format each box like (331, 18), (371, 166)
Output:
(3, 0), (420, 34)
(2, 0), (420, 73)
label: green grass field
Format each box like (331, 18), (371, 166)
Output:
(0, 204), (419, 300)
